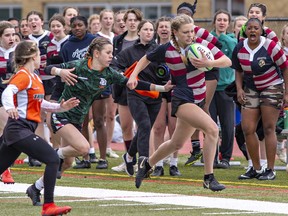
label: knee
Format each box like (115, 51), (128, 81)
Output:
(263, 126), (275, 136)
(205, 124), (219, 141)
(93, 117), (105, 130)
(78, 144), (90, 156)
(46, 152), (60, 166)
(241, 125), (254, 136)
(153, 123), (166, 136)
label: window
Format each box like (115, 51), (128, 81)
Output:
(0, 6), (21, 20)
(213, 0), (244, 16)
(45, 3), (171, 21)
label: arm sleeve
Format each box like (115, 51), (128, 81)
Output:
(120, 77), (151, 91)
(41, 99), (64, 112)
(1, 84), (18, 111)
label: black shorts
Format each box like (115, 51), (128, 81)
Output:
(50, 77), (64, 101)
(43, 78), (56, 96)
(162, 91), (172, 103)
(205, 68), (219, 81)
(113, 85), (128, 106)
(171, 96), (205, 117)
(50, 113), (82, 133)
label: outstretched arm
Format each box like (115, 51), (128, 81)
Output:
(41, 98), (80, 113)
(127, 55), (151, 90)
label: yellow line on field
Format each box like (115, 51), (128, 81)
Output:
(11, 167), (288, 189)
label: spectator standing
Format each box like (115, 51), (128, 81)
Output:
(232, 18), (288, 180)
(0, 21), (17, 184)
(150, 16), (181, 177)
(209, 10), (237, 168)
(111, 8), (143, 172)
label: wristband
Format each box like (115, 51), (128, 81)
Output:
(154, 85), (166, 92)
(55, 68), (62, 76)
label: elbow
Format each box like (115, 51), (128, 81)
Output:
(226, 59), (232, 67)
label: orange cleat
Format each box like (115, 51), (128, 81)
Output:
(1, 169), (15, 184)
(42, 203), (71, 216)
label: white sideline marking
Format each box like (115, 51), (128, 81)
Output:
(1, 182), (288, 214)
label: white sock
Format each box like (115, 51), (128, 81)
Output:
(126, 153), (132, 163)
(248, 159), (253, 167)
(35, 177), (44, 191)
(260, 159), (267, 167)
(156, 160), (163, 167)
(57, 148), (64, 159)
(43, 123), (51, 144)
(170, 157), (178, 167)
(89, 148), (95, 154)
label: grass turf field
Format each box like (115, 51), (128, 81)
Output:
(1, 152), (288, 215)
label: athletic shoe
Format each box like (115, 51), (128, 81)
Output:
(26, 184), (42, 206)
(41, 202), (71, 216)
(135, 156), (152, 189)
(28, 157), (42, 167)
(169, 166), (181, 176)
(122, 153), (134, 176)
(184, 151), (203, 166)
(73, 160), (91, 169)
(111, 162), (126, 172)
(257, 168), (276, 180)
(276, 147), (286, 164)
(106, 148), (119, 158)
(238, 166), (263, 180)
(214, 159), (230, 169)
(203, 175), (226, 191)
(89, 153), (98, 163)
(1, 169), (15, 184)
(151, 166), (164, 176)
(96, 159), (108, 169)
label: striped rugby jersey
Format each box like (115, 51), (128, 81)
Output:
(147, 37), (224, 104)
(231, 36), (287, 91)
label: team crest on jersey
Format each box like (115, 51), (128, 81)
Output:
(40, 41), (49, 49)
(258, 59), (265, 67)
(99, 78), (107, 89)
(34, 94), (44, 101)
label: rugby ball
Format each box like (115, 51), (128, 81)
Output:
(187, 43), (214, 71)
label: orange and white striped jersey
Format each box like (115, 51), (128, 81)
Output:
(2, 68), (44, 122)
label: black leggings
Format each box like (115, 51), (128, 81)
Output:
(0, 135), (59, 204)
(128, 97), (161, 157)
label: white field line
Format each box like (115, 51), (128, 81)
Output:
(1, 182), (288, 214)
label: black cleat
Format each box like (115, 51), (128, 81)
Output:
(89, 153), (98, 163)
(151, 166), (164, 176)
(203, 175), (225, 192)
(257, 168), (276, 180)
(169, 166), (181, 176)
(96, 159), (108, 169)
(26, 184), (42, 206)
(73, 160), (91, 169)
(28, 157), (42, 167)
(122, 153), (134, 176)
(185, 151), (202, 166)
(135, 156), (152, 189)
(238, 166), (263, 180)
